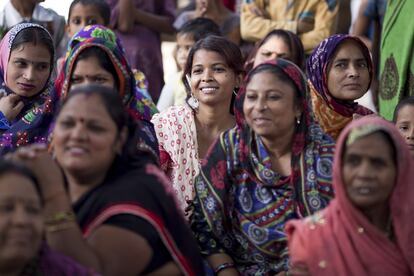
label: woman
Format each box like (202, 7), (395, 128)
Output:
(393, 96), (414, 158)
(174, 0), (240, 45)
(0, 23), (55, 155)
(286, 116), (414, 275)
(0, 160), (92, 275)
(191, 59), (335, 275)
(307, 34), (374, 140)
(151, 35), (243, 213)
(11, 85), (204, 275)
(244, 29), (305, 72)
(55, 25), (159, 160)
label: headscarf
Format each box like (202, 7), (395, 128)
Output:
(307, 34), (374, 139)
(192, 59), (335, 274)
(286, 116), (414, 275)
(53, 25), (159, 160)
(0, 23), (56, 154)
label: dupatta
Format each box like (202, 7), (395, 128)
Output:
(287, 116), (414, 275)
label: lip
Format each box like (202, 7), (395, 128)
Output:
(199, 86), (219, 94)
(343, 83), (361, 89)
(17, 82), (36, 91)
(65, 145), (89, 156)
(252, 117), (271, 126)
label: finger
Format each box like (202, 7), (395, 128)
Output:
(14, 146), (37, 159)
(13, 101), (24, 113)
(7, 93), (21, 103)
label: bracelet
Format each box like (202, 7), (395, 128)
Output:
(45, 211), (76, 226)
(214, 262), (235, 275)
(45, 221), (75, 233)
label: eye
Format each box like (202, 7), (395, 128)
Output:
(71, 76), (82, 84)
(261, 51), (272, 57)
(192, 68), (202, 75)
(87, 123), (106, 133)
(245, 93), (257, 100)
(87, 19), (98, 25)
(37, 63), (49, 71)
(371, 158), (386, 168)
(0, 203), (14, 213)
(335, 62), (346, 68)
(399, 125), (408, 131)
(213, 66), (225, 73)
(268, 93), (281, 100)
(26, 205), (41, 215)
(357, 61), (367, 68)
(71, 18), (81, 25)
(14, 60), (27, 67)
(345, 155), (360, 167)
(58, 119), (75, 129)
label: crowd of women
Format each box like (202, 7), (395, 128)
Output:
(0, 4), (413, 275)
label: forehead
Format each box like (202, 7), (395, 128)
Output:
(332, 40), (365, 59)
(0, 173), (39, 201)
(72, 55), (110, 74)
(60, 94), (112, 121)
(10, 42), (51, 61)
(247, 71), (295, 91)
(261, 36), (290, 51)
(344, 132), (394, 159)
(70, 3), (104, 18)
(176, 33), (195, 45)
(192, 49), (226, 65)
(396, 104), (414, 121)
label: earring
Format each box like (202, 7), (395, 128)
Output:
(296, 117), (301, 125)
(188, 94), (199, 110)
(233, 88), (238, 96)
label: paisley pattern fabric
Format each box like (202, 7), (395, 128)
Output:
(191, 59), (335, 275)
(0, 23), (55, 155)
(307, 34), (374, 140)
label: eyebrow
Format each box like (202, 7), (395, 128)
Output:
(334, 58), (366, 63)
(12, 57), (50, 66)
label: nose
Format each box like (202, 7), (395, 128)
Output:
(70, 122), (87, 141)
(12, 205), (30, 226)
(348, 64), (360, 78)
(356, 160), (376, 178)
(201, 68), (213, 82)
(406, 127), (414, 140)
(254, 97), (267, 111)
(23, 66), (35, 81)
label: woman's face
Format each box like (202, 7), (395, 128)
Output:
(327, 40), (370, 101)
(243, 71), (301, 141)
(0, 173), (43, 272)
(6, 42), (51, 97)
(342, 132), (396, 212)
(53, 94), (124, 180)
(70, 55), (116, 90)
(253, 36), (291, 68)
(190, 49), (240, 107)
(395, 104), (414, 157)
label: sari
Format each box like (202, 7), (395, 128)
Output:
(54, 25), (159, 160)
(191, 59), (335, 275)
(286, 116), (414, 275)
(0, 23), (56, 155)
(379, 0), (414, 120)
(307, 34), (374, 140)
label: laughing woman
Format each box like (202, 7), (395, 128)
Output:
(151, 35), (243, 213)
(307, 34), (374, 140)
(0, 23), (55, 154)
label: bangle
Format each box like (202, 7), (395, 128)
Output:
(45, 211), (76, 226)
(45, 221), (75, 232)
(214, 262), (235, 275)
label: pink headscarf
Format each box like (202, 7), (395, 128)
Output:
(286, 116), (414, 275)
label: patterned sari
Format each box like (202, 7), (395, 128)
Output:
(54, 25), (159, 159)
(0, 23), (56, 155)
(307, 34), (374, 140)
(191, 59), (335, 275)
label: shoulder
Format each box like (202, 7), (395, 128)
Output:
(286, 210), (329, 246)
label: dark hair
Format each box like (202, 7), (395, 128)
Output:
(393, 96), (414, 122)
(247, 63), (302, 106)
(0, 160), (43, 204)
(59, 85), (138, 160)
(11, 26), (54, 72)
(182, 35), (244, 111)
(244, 29), (305, 71)
(68, 0), (111, 25)
(73, 46), (120, 90)
(178, 17), (222, 42)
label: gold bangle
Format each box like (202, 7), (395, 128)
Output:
(45, 211), (76, 226)
(45, 221), (75, 233)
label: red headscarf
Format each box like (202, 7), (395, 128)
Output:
(286, 116), (414, 275)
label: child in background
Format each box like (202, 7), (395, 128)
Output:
(393, 96), (414, 158)
(157, 17), (221, 111)
(57, 0), (110, 73)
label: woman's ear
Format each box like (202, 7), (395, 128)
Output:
(115, 126), (128, 154)
(236, 73), (244, 89)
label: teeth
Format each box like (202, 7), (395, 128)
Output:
(201, 87), (217, 92)
(356, 187), (372, 195)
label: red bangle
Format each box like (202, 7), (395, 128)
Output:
(214, 262), (235, 275)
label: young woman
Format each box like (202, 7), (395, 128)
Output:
(191, 59), (335, 275)
(0, 23), (55, 155)
(307, 34), (374, 140)
(287, 116), (414, 275)
(151, 35), (244, 213)
(11, 85), (204, 276)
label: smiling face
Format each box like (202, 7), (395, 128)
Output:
(67, 3), (106, 38)
(395, 104), (414, 157)
(342, 132), (396, 212)
(70, 55), (115, 89)
(0, 173), (43, 274)
(243, 71), (301, 141)
(6, 43), (51, 97)
(326, 40), (370, 101)
(53, 94), (124, 180)
(253, 35), (291, 67)
(190, 49), (240, 107)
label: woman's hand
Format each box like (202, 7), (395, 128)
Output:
(195, 0), (208, 17)
(0, 94), (24, 122)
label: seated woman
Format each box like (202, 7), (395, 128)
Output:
(191, 59), (335, 275)
(0, 23), (55, 155)
(0, 160), (92, 275)
(287, 116), (414, 275)
(307, 34), (374, 140)
(151, 35), (244, 213)
(244, 29), (305, 72)
(11, 85), (204, 275)
(54, 25), (159, 159)
(393, 96), (414, 158)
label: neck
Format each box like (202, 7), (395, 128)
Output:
(195, 103), (234, 133)
(361, 204), (391, 234)
(65, 171), (106, 203)
(260, 125), (295, 159)
(11, 0), (36, 18)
